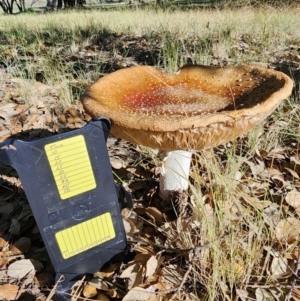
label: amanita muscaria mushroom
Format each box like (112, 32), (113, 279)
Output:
(81, 65), (293, 199)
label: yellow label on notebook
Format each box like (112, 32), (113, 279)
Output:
(45, 135), (96, 200)
(55, 212), (116, 259)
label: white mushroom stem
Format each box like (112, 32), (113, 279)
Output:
(159, 150), (193, 200)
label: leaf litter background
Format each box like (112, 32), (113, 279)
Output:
(0, 35), (300, 301)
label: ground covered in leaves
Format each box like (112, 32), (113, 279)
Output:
(1, 22), (300, 301)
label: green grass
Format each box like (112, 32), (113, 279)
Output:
(0, 6), (300, 88)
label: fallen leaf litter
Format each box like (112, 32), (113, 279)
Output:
(1, 68), (300, 301)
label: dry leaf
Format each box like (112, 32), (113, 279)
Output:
(0, 104), (19, 119)
(23, 114), (40, 130)
(145, 207), (165, 226)
(266, 168), (282, 176)
(96, 263), (118, 278)
(269, 250), (288, 278)
(107, 288), (124, 298)
(121, 263), (141, 278)
(132, 253), (152, 264)
(285, 190), (300, 208)
(123, 218), (137, 237)
(0, 252), (8, 269)
(145, 252), (164, 279)
(236, 288), (251, 301)
(7, 259), (35, 279)
(122, 287), (154, 301)
(122, 209), (143, 234)
(147, 295), (160, 301)
(145, 255), (159, 278)
(255, 287), (275, 301)
(285, 167), (299, 178)
(83, 284), (98, 298)
(0, 283), (24, 300)
(110, 157), (124, 169)
(250, 163), (265, 177)
(133, 242), (156, 255)
(263, 203), (281, 226)
(120, 263), (144, 290)
(275, 218), (300, 243)
(271, 175), (289, 188)
(292, 288), (300, 300)
(0, 237), (7, 248)
(286, 190), (300, 217)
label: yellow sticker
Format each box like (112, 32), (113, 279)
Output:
(55, 212), (116, 259)
(45, 135), (96, 200)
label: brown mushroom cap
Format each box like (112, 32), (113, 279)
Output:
(81, 65), (293, 151)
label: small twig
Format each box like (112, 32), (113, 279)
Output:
(169, 264), (193, 301)
(2, 253), (24, 260)
(45, 275), (65, 301)
(127, 233), (228, 300)
(127, 233), (228, 255)
(246, 284), (300, 289)
(129, 234), (228, 300)
(189, 233), (228, 255)
(285, 245), (300, 301)
(94, 272), (127, 294)
(71, 276), (86, 301)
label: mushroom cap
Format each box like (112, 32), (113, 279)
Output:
(81, 65), (293, 151)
